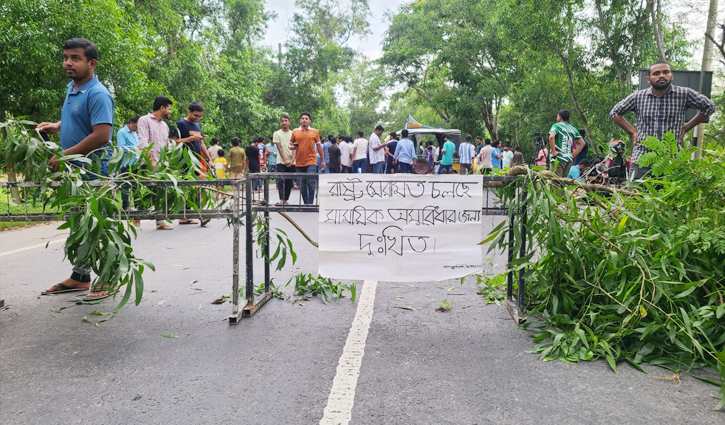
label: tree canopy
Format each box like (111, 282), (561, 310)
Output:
(0, 0), (721, 150)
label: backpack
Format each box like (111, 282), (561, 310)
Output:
(608, 154), (626, 178)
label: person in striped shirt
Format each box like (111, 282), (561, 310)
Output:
(458, 134), (477, 175)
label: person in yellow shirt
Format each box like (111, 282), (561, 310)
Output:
(214, 149), (228, 179)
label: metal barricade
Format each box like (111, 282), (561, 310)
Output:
(1, 172), (529, 324)
(238, 172), (528, 324)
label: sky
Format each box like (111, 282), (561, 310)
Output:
(261, 0), (408, 60)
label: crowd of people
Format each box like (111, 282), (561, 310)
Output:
(34, 38), (716, 299)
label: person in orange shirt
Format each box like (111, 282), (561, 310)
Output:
(289, 112), (326, 204)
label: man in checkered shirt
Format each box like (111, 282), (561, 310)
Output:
(610, 61), (716, 179)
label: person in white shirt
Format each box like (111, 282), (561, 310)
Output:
(368, 125), (386, 174)
(338, 135), (351, 173)
(477, 139), (493, 174)
(351, 131), (369, 173)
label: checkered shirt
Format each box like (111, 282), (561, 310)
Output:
(609, 85), (715, 163)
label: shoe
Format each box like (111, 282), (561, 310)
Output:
(156, 223), (173, 230)
(132, 220), (140, 227)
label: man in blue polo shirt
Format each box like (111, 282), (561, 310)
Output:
(37, 38), (115, 299)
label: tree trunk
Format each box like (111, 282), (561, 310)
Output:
(6, 165), (23, 205)
(594, 1), (624, 84)
(481, 101), (498, 141)
(695, 0), (719, 158)
(550, 45), (600, 156)
(646, 0), (667, 61)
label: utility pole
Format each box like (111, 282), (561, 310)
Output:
(694, 0), (719, 159)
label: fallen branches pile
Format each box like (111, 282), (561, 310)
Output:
(487, 134), (725, 409)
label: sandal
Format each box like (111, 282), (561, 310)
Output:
(156, 223), (173, 230)
(178, 220), (198, 225)
(200, 219), (211, 227)
(41, 283), (90, 295)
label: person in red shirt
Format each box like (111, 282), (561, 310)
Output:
(290, 112), (326, 204)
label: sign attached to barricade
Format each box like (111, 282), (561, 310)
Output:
(318, 174), (484, 282)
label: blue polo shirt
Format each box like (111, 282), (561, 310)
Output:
(60, 75), (114, 153)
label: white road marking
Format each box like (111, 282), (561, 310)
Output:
(320, 280), (378, 425)
(0, 238), (65, 257)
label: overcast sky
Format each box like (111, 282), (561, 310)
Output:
(261, 0), (407, 60)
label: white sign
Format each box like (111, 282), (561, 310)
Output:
(318, 174), (484, 282)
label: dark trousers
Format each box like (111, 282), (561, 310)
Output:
(277, 163), (294, 201)
(296, 165), (317, 204)
(398, 162), (411, 173)
(352, 158), (368, 173)
(329, 166), (341, 173)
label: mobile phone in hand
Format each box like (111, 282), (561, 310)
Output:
(36, 129), (51, 142)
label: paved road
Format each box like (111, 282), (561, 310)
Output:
(0, 196), (722, 424)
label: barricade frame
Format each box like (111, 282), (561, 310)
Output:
(234, 172), (528, 324)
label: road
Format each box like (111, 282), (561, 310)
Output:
(0, 194), (722, 424)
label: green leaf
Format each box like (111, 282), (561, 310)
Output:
(438, 299), (452, 311)
(161, 334), (180, 338)
(606, 355), (618, 373)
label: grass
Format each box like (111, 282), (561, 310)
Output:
(0, 188), (58, 230)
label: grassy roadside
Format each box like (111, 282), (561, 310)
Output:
(0, 188), (57, 230)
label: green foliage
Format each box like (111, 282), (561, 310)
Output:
(255, 216), (298, 272)
(381, 0), (702, 154)
(637, 133), (694, 176)
(253, 281), (285, 300)
(286, 273), (357, 304)
(438, 299), (452, 311)
(476, 274), (507, 306)
(0, 0), (276, 143)
(486, 133), (725, 407)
